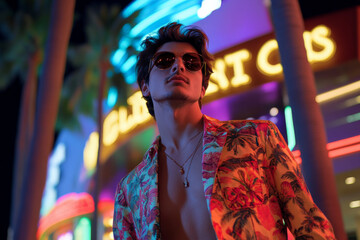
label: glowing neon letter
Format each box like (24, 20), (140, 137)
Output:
(209, 59), (230, 91)
(224, 49), (251, 87)
(103, 110), (119, 146)
(305, 25), (336, 63)
(257, 39), (282, 76)
(83, 132), (99, 173)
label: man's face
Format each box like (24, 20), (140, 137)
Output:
(141, 42), (205, 106)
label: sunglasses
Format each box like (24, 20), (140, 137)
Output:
(148, 51), (204, 74)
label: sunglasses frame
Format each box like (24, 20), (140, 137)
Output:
(147, 51), (205, 76)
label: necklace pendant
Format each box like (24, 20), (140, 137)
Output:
(184, 179), (189, 188)
(180, 168), (185, 175)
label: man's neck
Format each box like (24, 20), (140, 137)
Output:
(154, 102), (204, 152)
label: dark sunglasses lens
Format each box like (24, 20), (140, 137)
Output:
(154, 52), (175, 69)
(183, 53), (202, 71)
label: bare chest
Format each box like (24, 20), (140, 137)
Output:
(158, 150), (217, 240)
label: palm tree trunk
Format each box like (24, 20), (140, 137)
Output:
(10, 50), (39, 236)
(269, 0), (346, 239)
(91, 51), (109, 240)
(13, 0), (75, 239)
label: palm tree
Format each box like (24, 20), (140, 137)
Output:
(10, 0), (76, 238)
(0, 0), (51, 237)
(59, 4), (139, 130)
(61, 4), (138, 238)
(269, 0), (346, 238)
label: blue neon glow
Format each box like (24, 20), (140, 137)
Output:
(171, 5), (201, 22)
(129, 0), (189, 38)
(40, 143), (66, 216)
(125, 72), (137, 84)
(198, 0), (222, 18)
(122, 0), (149, 18)
(107, 86), (118, 108)
(121, 55), (137, 73)
(119, 0), (213, 85)
(130, 7), (172, 37)
(111, 49), (126, 66)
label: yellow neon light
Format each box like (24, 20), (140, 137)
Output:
(257, 25), (336, 76)
(84, 91), (152, 168)
(210, 59), (230, 90)
(118, 106), (132, 133)
(256, 39), (282, 76)
(316, 80), (360, 103)
(205, 81), (219, 95)
(103, 91), (151, 143)
(305, 25), (336, 63)
(225, 49), (251, 87)
(103, 110), (119, 146)
(83, 132), (99, 172)
(350, 200), (360, 208)
(127, 91), (151, 124)
(345, 177), (356, 185)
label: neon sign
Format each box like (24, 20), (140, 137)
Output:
(208, 25), (336, 93)
(37, 193), (94, 238)
(83, 24), (336, 167)
(83, 91), (152, 172)
(257, 25), (336, 75)
(41, 143), (66, 216)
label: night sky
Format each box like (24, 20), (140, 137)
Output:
(1, 0), (359, 238)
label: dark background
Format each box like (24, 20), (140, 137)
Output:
(1, 0), (359, 238)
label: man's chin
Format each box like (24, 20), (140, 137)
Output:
(154, 93), (198, 103)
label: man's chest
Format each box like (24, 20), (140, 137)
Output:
(158, 152), (217, 240)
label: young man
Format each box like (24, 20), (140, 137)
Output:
(113, 23), (335, 240)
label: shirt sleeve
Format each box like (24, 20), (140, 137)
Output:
(265, 121), (336, 239)
(113, 181), (137, 240)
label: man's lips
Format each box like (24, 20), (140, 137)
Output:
(167, 74), (189, 83)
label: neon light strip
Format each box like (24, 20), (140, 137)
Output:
(328, 143), (360, 158)
(284, 106), (296, 151)
(292, 150), (301, 158)
(327, 135), (360, 150)
(292, 150), (302, 164)
(38, 193), (94, 238)
(292, 135), (360, 163)
(316, 80), (360, 103)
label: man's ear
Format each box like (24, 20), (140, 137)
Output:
(141, 80), (150, 97)
(200, 86), (206, 99)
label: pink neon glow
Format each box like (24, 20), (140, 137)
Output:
(327, 135), (360, 150)
(292, 150), (301, 158)
(37, 192), (94, 238)
(98, 198), (114, 212)
(328, 143), (360, 158)
(292, 135), (360, 164)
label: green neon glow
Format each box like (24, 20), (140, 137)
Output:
(284, 106), (296, 151)
(74, 217), (91, 240)
(346, 112), (360, 123)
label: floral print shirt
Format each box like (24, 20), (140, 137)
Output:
(113, 115), (335, 239)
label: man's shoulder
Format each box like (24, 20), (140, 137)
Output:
(204, 115), (274, 135)
(116, 136), (160, 194)
(216, 118), (272, 131)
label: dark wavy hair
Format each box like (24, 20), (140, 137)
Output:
(136, 22), (214, 117)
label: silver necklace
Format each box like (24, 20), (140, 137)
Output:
(165, 133), (203, 188)
(164, 130), (202, 175)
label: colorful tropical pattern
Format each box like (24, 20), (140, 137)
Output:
(113, 115), (335, 239)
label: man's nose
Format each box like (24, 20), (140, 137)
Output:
(171, 57), (185, 73)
